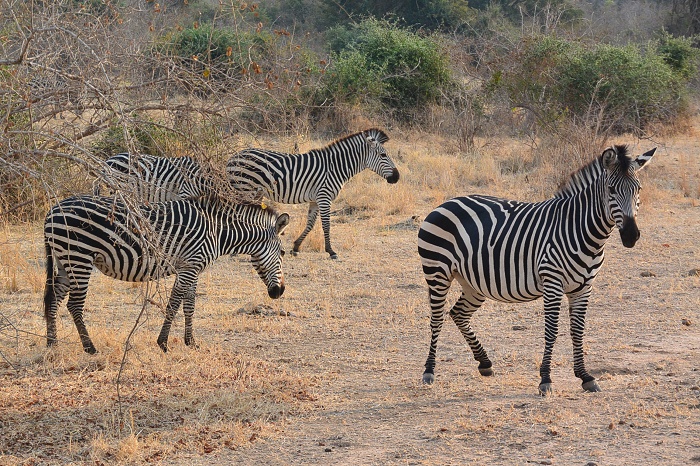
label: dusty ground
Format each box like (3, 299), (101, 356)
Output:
(1, 133), (699, 465)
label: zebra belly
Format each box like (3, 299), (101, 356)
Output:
(93, 252), (175, 282)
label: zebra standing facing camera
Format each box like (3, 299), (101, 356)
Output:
(417, 145), (656, 395)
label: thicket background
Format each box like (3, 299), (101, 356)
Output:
(0, 0), (698, 221)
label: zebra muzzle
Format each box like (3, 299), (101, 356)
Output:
(386, 169), (400, 184)
(619, 217), (640, 248)
(268, 283), (285, 299)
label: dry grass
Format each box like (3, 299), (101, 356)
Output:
(1, 125), (700, 465)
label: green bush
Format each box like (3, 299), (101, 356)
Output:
(321, 18), (453, 118)
(152, 23), (273, 94)
(497, 33), (698, 133)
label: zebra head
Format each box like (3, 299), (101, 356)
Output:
(363, 129), (400, 184)
(601, 145), (656, 248)
(249, 210), (290, 299)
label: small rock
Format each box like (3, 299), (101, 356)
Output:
(585, 462), (599, 466)
(688, 269), (700, 277)
(324, 448), (333, 453)
(682, 318), (692, 326)
(608, 422), (615, 430)
(512, 325), (527, 331)
(640, 271), (656, 277)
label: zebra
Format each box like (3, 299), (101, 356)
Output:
(44, 195), (289, 354)
(93, 153), (210, 203)
(417, 145), (656, 395)
(226, 128), (400, 259)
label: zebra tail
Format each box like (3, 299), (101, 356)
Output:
(43, 240), (55, 322)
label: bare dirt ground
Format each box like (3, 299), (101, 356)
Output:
(1, 132), (699, 465)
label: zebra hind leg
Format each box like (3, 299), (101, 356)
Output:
(422, 280), (451, 384)
(66, 286), (97, 354)
(292, 202), (319, 256)
(449, 291), (491, 376)
(44, 271), (70, 348)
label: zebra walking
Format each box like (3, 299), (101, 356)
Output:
(93, 153), (210, 202)
(227, 129), (399, 259)
(417, 145), (656, 394)
(44, 195), (289, 353)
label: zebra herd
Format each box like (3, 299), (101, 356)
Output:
(43, 128), (656, 394)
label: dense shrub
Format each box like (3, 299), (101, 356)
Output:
(321, 19), (453, 119)
(152, 23), (273, 94)
(496, 33), (698, 133)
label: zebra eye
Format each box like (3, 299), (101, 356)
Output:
(608, 186), (617, 195)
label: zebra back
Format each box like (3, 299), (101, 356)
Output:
(226, 128), (398, 204)
(94, 153), (210, 203)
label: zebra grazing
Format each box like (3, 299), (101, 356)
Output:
(417, 145), (656, 394)
(227, 128), (399, 259)
(44, 195), (289, 353)
(93, 153), (210, 202)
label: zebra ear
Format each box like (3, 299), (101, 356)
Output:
(632, 147), (656, 171)
(601, 147), (618, 170)
(276, 213), (290, 234)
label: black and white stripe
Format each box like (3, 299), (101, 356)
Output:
(227, 129), (399, 259)
(93, 153), (210, 203)
(417, 145), (656, 394)
(44, 195), (289, 353)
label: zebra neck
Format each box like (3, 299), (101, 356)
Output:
(316, 143), (366, 180)
(559, 180), (616, 252)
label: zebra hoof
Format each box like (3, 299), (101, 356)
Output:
(478, 367), (494, 377)
(83, 346), (98, 355)
(538, 383), (553, 396)
(290, 250), (299, 257)
(422, 372), (435, 385)
(582, 380), (602, 392)
(329, 254), (338, 260)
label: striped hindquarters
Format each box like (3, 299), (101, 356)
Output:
(418, 195), (548, 303)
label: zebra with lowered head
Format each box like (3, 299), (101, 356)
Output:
(227, 128), (400, 259)
(417, 145), (656, 395)
(44, 195), (289, 353)
(93, 153), (210, 202)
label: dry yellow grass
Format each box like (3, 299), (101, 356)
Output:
(1, 125), (699, 465)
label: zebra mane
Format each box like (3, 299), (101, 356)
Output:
(554, 145), (632, 198)
(317, 128), (389, 152)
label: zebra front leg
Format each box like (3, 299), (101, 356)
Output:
(538, 280), (564, 395)
(66, 286), (97, 354)
(568, 288), (601, 392)
(157, 274), (190, 352)
(449, 290), (491, 376)
(317, 200), (337, 259)
(292, 202), (319, 256)
(423, 282), (450, 384)
(183, 281), (198, 349)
